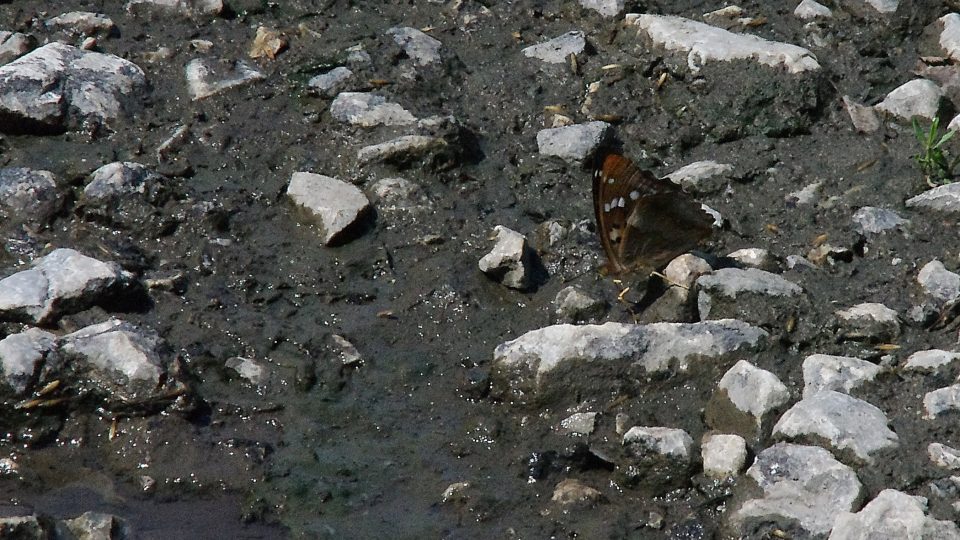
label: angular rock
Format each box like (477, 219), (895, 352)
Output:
(46, 12), (116, 37)
(802, 354), (880, 398)
(522, 31), (586, 64)
(126, 0), (223, 17)
(664, 160), (733, 193)
(726, 248), (780, 272)
(248, 26), (287, 60)
(329, 92), (417, 127)
(702, 433), (747, 479)
(387, 27), (442, 66)
(865, 0), (898, 12)
(732, 443), (861, 537)
(835, 302), (900, 342)
(918, 260), (960, 304)
(0, 32), (35, 66)
(706, 360), (790, 439)
(551, 479), (603, 508)
(621, 426), (693, 488)
(627, 15), (819, 74)
(225, 356), (266, 385)
(905, 349), (960, 373)
(185, 58), (264, 100)
(0, 167), (63, 225)
(923, 384), (960, 419)
(697, 268), (803, 326)
(554, 286), (606, 323)
(786, 181), (822, 206)
(907, 183), (960, 213)
(63, 512), (130, 540)
(842, 96), (881, 133)
(0, 516), (44, 538)
(478, 226), (537, 290)
(536, 121), (609, 163)
(357, 135), (446, 165)
(0, 248), (133, 325)
(875, 79), (943, 121)
(491, 319), (767, 403)
(0, 328), (56, 395)
(942, 14), (960, 62)
(0, 42), (147, 133)
(929, 442), (960, 470)
(664, 254), (713, 288)
(830, 489), (960, 540)
(83, 161), (164, 205)
(286, 172), (371, 246)
(331, 334), (362, 367)
(794, 0), (832, 19)
(773, 390), (898, 463)
(852, 206), (907, 235)
(579, 0), (624, 17)
(559, 412), (597, 436)
(308, 66), (353, 98)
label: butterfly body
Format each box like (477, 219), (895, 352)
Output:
(593, 154), (713, 275)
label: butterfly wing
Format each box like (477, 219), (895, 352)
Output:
(593, 154), (664, 273)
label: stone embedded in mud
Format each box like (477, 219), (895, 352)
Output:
(0, 516), (44, 537)
(225, 356), (267, 385)
(522, 31), (586, 64)
(0, 167), (63, 225)
(874, 79), (943, 122)
(63, 511), (131, 540)
(794, 0), (832, 19)
(802, 354), (880, 398)
(923, 384), (960, 419)
(731, 443), (861, 537)
(905, 349), (960, 373)
(45, 11), (116, 37)
(786, 181), (822, 207)
(706, 360), (790, 439)
(726, 248), (781, 272)
(621, 426), (693, 489)
(865, 0), (898, 13)
(842, 95), (881, 133)
(917, 260), (960, 304)
(308, 66), (354, 98)
(697, 268), (804, 327)
(0, 248), (134, 325)
(329, 92), (417, 127)
(536, 121), (610, 163)
(126, 0), (223, 17)
(0, 42), (147, 133)
(387, 27), (442, 66)
(0, 327), (56, 396)
(701, 433), (747, 479)
(83, 161), (164, 204)
(664, 160), (734, 193)
(929, 442), (960, 470)
(579, 0), (624, 17)
(0, 32), (35, 66)
(185, 58), (265, 100)
(772, 390), (898, 463)
(286, 172), (371, 246)
(559, 412), (597, 436)
(941, 14), (960, 62)
(369, 177), (424, 210)
(490, 319), (768, 403)
(551, 478), (603, 508)
(852, 206), (907, 235)
(830, 489), (960, 540)
(249, 26), (287, 60)
(357, 135), (446, 165)
(907, 183), (960, 213)
(478, 225), (537, 290)
(554, 286), (606, 323)
(834, 302), (900, 342)
(627, 14), (820, 74)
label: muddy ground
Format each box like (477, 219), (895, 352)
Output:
(1, 0), (959, 538)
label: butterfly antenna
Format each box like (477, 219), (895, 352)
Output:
(650, 270), (688, 290)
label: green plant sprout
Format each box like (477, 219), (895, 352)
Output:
(913, 116), (958, 187)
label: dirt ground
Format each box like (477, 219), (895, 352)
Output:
(1, 0), (959, 538)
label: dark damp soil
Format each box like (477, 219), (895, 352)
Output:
(1, 0), (959, 538)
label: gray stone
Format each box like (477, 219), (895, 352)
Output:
(491, 319), (767, 403)
(185, 58), (265, 100)
(551, 479), (602, 508)
(0, 32), (35, 66)
(726, 248), (780, 272)
(786, 181), (822, 206)
(0, 167), (63, 225)
(623, 426), (693, 461)
(697, 268), (803, 325)
(794, 0), (832, 19)
(0, 248), (132, 324)
(357, 135), (445, 165)
(875, 79), (943, 121)
(126, 0), (223, 17)
(0, 516), (44, 538)
(0, 328), (56, 395)
(345, 44), (371, 66)
(732, 443), (862, 537)
(578, 0), (624, 17)
(308, 66), (353, 98)
(627, 14), (819, 74)
(843, 96), (881, 133)
(835, 302), (900, 342)
(664, 160), (734, 193)
(63, 511), (129, 540)
(907, 183), (960, 213)
(560, 412), (597, 436)
(287, 172), (371, 246)
(923, 384), (960, 419)
(929, 442), (960, 470)
(702, 433), (747, 479)
(522, 31), (586, 64)
(663, 254), (713, 288)
(83, 161), (162, 203)
(942, 14), (960, 62)
(536, 121), (610, 163)
(387, 27), (442, 66)
(225, 356), (266, 385)
(621, 426), (694, 488)
(905, 349), (960, 372)
(918, 260), (960, 304)
(554, 286), (606, 323)
(478, 226), (536, 290)
(46, 12), (116, 37)
(369, 177), (423, 210)
(0, 42), (147, 133)
(829, 489), (960, 540)
(698, 268), (802, 300)
(329, 92), (417, 127)
(331, 334), (362, 366)
(715, 360), (790, 427)
(852, 206), (907, 235)
(802, 354), (880, 398)
(773, 390), (898, 463)
(864, 0), (898, 12)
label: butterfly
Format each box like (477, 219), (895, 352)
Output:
(592, 153), (714, 275)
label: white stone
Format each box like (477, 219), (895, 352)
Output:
(802, 354), (880, 397)
(308, 66), (353, 97)
(46, 12), (116, 36)
(794, 0), (832, 19)
(835, 302), (900, 341)
(551, 479), (602, 507)
(623, 426), (693, 461)
(786, 181), (822, 206)
(60, 319), (165, 397)
(560, 412), (597, 435)
(83, 162), (159, 202)
(865, 0), (898, 13)
(554, 286), (605, 322)
(522, 31), (585, 64)
(829, 489), (960, 540)
(629, 14), (820, 74)
(0, 167), (62, 224)
(905, 349), (960, 372)
(536, 121), (610, 163)
(924, 384), (960, 419)
(843, 96), (881, 132)
(357, 135), (444, 165)
(663, 254), (712, 289)
(773, 390), (898, 463)
(852, 206), (907, 235)
(664, 160), (733, 193)
(942, 14), (960, 62)
(929, 442), (960, 470)
(726, 248), (777, 271)
(918, 260), (960, 304)
(702, 433), (747, 478)
(286, 172), (371, 245)
(329, 92), (417, 127)
(719, 360), (790, 422)
(875, 79), (943, 121)
(370, 177), (422, 209)
(126, 0), (223, 17)
(478, 226), (533, 290)
(907, 183), (960, 213)
(0, 32), (34, 66)
(185, 58), (264, 100)
(0, 328), (56, 395)
(697, 268), (802, 299)
(225, 357), (266, 385)
(579, 0), (624, 17)
(387, 27), (442, 66)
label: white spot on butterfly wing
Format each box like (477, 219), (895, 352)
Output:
(617, 197), (625, 208)
(629, 190), (640, 200)
(603, 202), (611, 212)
